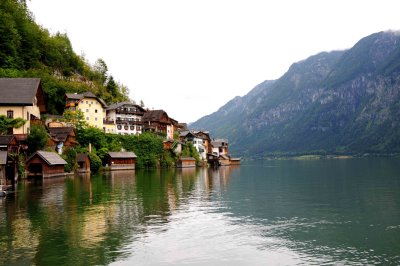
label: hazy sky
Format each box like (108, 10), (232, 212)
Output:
(27, 0), (399, 123)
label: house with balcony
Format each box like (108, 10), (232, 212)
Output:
(0, 78), (46, 135)
(64, 92), (107, 129)
(179, 131), (207, 160)
(142, 110), (176, 139)
(105, 102), (145, 135)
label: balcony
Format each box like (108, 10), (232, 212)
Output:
(116, 109), (144, 116)
(116, 118), (143, 125)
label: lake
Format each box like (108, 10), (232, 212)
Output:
(1, 158), (399, 265)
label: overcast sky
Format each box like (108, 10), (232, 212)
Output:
(27, 0), (399, 123)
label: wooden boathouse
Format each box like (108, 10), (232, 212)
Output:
(106, 152), (137, 170)
(76, 153), (90, 173)
(177, 157), (196, 168)
(26, 151), (68, 178)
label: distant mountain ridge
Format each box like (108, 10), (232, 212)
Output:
(190, 31), (400, 157)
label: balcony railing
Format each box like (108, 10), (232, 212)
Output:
(116, 109), (144, 115)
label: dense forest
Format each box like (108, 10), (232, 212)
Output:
(0, 0), (129, 114)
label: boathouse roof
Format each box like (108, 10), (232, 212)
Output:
(27, 151), (67, 165)
(107, 152), (137, 159)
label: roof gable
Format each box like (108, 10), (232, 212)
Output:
(48, 127), (75, 142)
(0, 78), (43, 106)
(27, 151), (67, 165)
(107, 151), (137, 158)
(142, 110), (169, 122)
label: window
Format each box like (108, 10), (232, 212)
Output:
(7, 110), (13, 118)
(86, 117), (89, 121)
(86, 109), (89, 112)
(130, 126), (134, 130)
(124, 125), (128, 130)
(117, 125), (122, 130)
(86, 101), (88, 104)
(95, 117), (98, 121)
(95, 109), (98, 113)
(27, 112), (30, 120)
(91, 101), (93, 104)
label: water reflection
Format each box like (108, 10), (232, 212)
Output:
(1, 159), (400, 265)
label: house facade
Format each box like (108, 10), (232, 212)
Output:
(142, 110), (176, 139)
(105, 102), (145, 135)
(0, 78), (46, 134)
(65, 92), (107, 129)
(179, 131), (208, 161)
(211, 139), (229, 157)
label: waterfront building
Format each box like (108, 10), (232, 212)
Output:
(142, 110), (176, 139)
(25, 151), (68, 178)
(105, 152), (137, 170)
(64, 92), (107, 129)
(0, 78), (46, 135)
(105, 102), (145, 135)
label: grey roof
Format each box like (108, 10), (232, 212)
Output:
(0, 151), (7, 165)
(65, 91), (107, 107)
(0, 78), (41, 105)
(179, 157), (195, 161)
(0, 135), (15, 145)
(107, 101), (146, 112)
(211, 139), (229, 147)
(48, 127), (74, 142)
(108, 152), (137, 158)
(142, 110), (168, 122)
(27, 151), (67, 165)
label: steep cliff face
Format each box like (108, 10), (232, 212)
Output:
(190, 31), (400, 157)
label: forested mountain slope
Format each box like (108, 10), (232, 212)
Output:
(191, 31), (400, 157)
(0, 0), (129, 114)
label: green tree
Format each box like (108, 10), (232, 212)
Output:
(63, 109), (88, 130)
(0, 115), (25, 135)
(27, 124), (48, 154)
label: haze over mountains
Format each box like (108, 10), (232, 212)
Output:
(191, 31), (400, 157)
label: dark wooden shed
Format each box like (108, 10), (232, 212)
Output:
(106, 152), (137, 170)
(76, 153), (91, 173)
(26, 151), (68, 178)
(177, 157), (196, 168)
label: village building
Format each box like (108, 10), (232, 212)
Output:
(211, 139), (229, 157)
(47, 127), (77, 154)
(76, 153), (91, 173)
(105, 102), (145, 135)
(193, 131), (212, 154)
(179, 131), (207, 161)
(25, 151), (68, 178)
(142, 110), (176, 139)
(64, 92), (107, 129)
(105, 152), (137, 170)
(0, 78), (46, 135)
(176, 157), (196, 168)
(163, 139), (183, 154)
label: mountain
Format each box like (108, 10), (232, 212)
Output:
(190, 31), (400, 157)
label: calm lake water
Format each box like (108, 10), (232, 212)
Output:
(1, 158), (400, 265)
